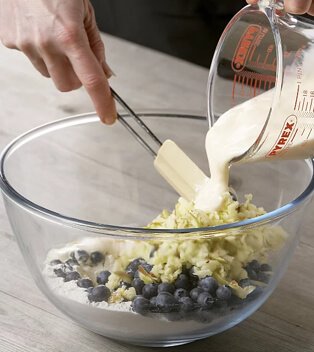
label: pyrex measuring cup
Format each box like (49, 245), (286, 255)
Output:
(208, 0), (314, 162)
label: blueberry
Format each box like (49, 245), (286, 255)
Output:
(257, 271), (270, 283)
(150, 296), (158, 312)
(132, 278), (145, 295)
(156, 292), (179, 313)
(141, 263), (153, 272)
(190, 287), (204, 302)
(158, 282), (175, 294)
(61, 263), (73, 274)
(65, 258), (78, 267)
(133, 263), (153, 279)
(246, 267), (258, 280)
(126, 258), (145, 278)
(174, 288), (189, 300)
(50, 259), (62, 266)
(150, 296), (157, 306)
(216, 285), (232, 300)
(96, 270), (111, 285)
(77, 278), (94, 288)
(142, 283), (158, 299)
(132, 296), (151, 315)
(86, 287), (93, 294)
(64, 271), (81, 282)
(239, 278), (251, 287)
(174, 274), (190, 290)
(198, 276), (218, 294)
(88, 285), (111, 303)
(90, 251), (104, 265)
(133, 270), (140, 279)
(260, 263), (272, 272)
(179, 297), (195, 312)
(53, 268), (66, 278)
(74, 250), (89, 264)
(197, 292), (214, 309)
(247, 260), (260, 272)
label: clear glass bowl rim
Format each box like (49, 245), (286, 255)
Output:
(0, 111), (313, 236)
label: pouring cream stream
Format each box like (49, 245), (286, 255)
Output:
(194, 91), (271, 211)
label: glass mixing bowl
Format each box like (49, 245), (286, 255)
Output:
(0, 112), (313, 347)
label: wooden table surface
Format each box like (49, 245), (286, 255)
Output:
(0, 34), (314, 352)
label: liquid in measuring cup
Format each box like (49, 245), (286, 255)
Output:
(207, 0), (314, 163)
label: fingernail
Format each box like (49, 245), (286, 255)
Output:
(103, 115), (116, 125)
(102, 61), (116, 79)
(101, 110), (117, 125)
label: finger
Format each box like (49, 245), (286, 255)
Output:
(4, 37), (50, 77)
(284, 0), (312, 13)
(21, 46), (50, 78)
(308, 2), (314, 14)
(66, 40), (117, 124)
(41, 50), (82, 92)
(26, 55), (50, 78)
(246, 0), (258, 4)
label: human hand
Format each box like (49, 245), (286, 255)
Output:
(0, 0), (116, 124)
(246, 0), (314, 15)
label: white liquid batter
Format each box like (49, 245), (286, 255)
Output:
(195, 91), (271, 211)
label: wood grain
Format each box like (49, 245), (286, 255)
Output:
(0, 34), (314, 352)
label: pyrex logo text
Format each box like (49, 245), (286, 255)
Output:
(267, 115), (297, 157)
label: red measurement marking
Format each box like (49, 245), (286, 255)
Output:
(307, 129), (312, 139)
(290, 128), (299, 143)
(263, 80), (267, 90)
(263, 51), (270, 65)
(247, 77), (252, 96)
(232, 74), (237, 100)
(267, 80), (273, 90)
(242, 75), (246, 97)
(257, 79), (262, 94)
(253, 77), (258, 96)
(294, 84), (300, 110)
(237, 75), (244, 97)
